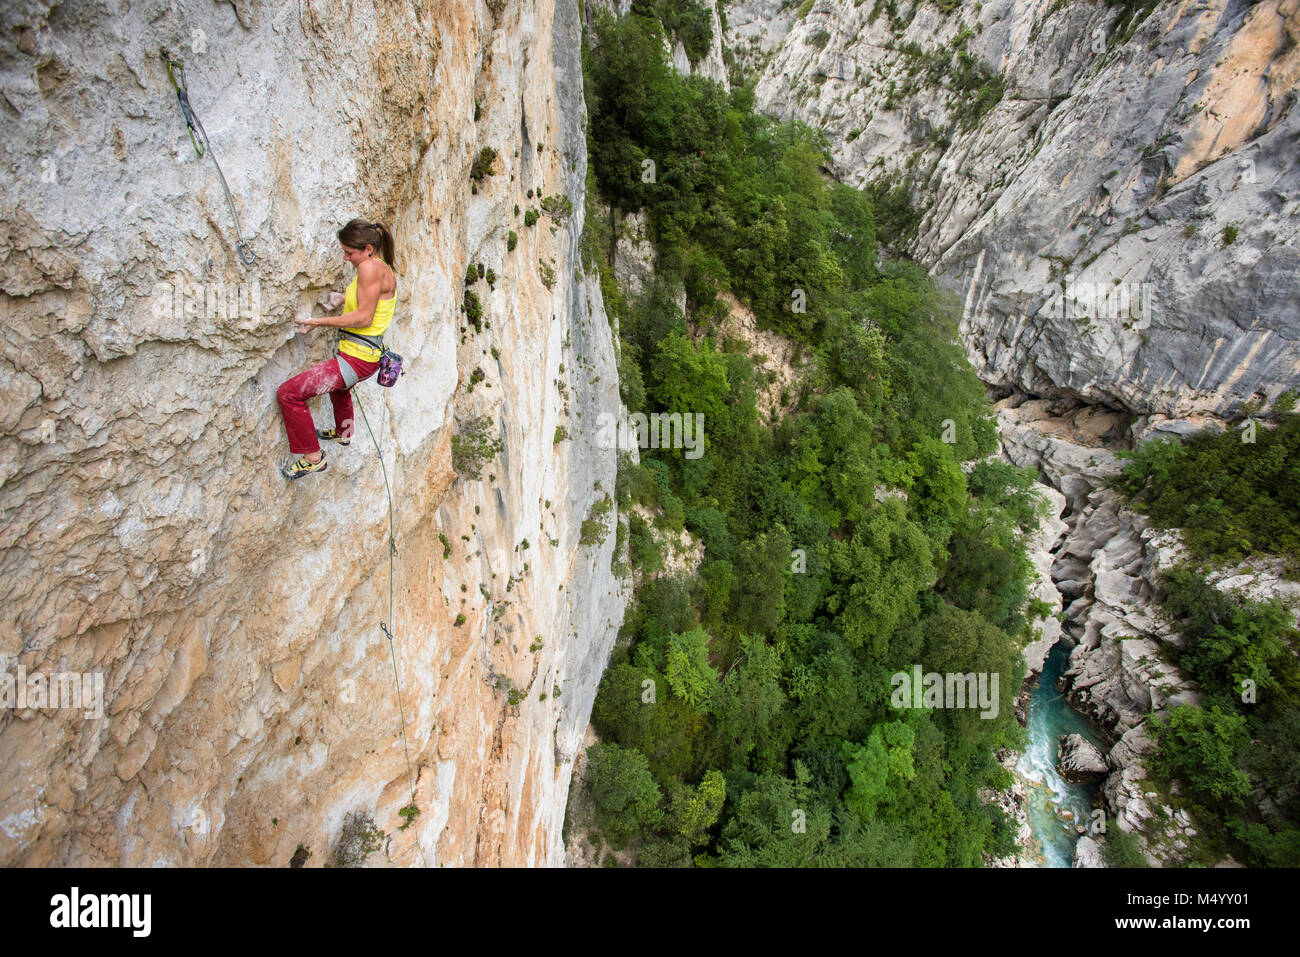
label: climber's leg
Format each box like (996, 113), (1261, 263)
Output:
(330, 386), (355, 442)
(277, 358), (349, 458)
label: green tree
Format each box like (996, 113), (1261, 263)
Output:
(841, 720), (916, 821)
(587, 742), (664, 848)
(1150, 705), (1251, 806)
(650, 330), (731, 420)
(669, 769), (726, 843)
(729, 525), (793, 635)
(665, 627), (720, 711)
(714, 634), (787, 768)
(828, 499), (935, 655)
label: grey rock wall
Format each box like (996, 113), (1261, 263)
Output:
(730, 0), (1300, 417)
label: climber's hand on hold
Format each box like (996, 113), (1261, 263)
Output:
(293, 314), (320, 330)
(326, 291), (346, 309)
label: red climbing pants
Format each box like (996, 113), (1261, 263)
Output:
(277, 353), (380, 455)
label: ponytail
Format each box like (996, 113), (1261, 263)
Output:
(337, 217), (397, 271)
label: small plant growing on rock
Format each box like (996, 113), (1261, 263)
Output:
(541, 194), (573, 219)
(470, 146), (498, 182)
(538, 259), (556, 289)
(398, 804), (420, 832)
(439, 532), (452, 559)
(464, 289), (484, 331)
(524, 209), (540, 227)
(1222, 224), (1238, 245)
(327, 812), (385, 868)
(507, 230), (518, 252)
(580, 493), (613, 546)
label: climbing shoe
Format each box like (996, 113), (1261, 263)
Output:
(316, 427), (351, 446)
(282, 453), (328, 479)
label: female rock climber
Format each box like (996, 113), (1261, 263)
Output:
(277, 219), (397, 478)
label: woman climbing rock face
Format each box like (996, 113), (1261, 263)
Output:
(277, 219), (397, 478)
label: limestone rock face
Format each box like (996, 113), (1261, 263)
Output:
(1017, 476), (1067, 681)
(0, 0), (627, 866)
(731, 0), (1300, 417)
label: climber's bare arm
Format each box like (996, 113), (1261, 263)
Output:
(295, 261), (383, 329)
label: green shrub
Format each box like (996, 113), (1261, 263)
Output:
(1149, 705), (1251, 806)
(586, 742), (662, 849)
(628, 512), (663, 573)
(541, 194), (574, 219)
(1102, 827), (1148, 868)
(450, 414), (504, 479)
(470, 146), (498, 181)
(581, 494), (614, 546)
(538, 259), (556, 289)
(398, 804), (420, 832)
(464, 289), (483, 330)
(327, 812), (385, 868)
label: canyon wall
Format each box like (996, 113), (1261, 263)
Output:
(0, 0), (627, 866)
(733, 0), (1300, 417)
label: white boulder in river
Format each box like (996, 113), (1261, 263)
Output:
(1058, 733), (1109, 783)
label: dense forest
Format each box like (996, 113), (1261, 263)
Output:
(569, 3), (1050, 866)
(1114, 414), (1300, 866)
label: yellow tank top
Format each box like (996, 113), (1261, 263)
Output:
(338, 260), (396, 362)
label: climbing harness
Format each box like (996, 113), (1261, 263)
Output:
(339, 329), (385, 354)
(354, 390), (429, 867)
(160, 49), (256, 267)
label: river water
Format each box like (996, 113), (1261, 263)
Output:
(1016, 639), (1106, 867)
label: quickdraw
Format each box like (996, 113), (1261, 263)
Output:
(160, 49), (256, 267)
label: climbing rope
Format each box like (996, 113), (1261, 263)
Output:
(160, 49), (256, 267)
(354, 389), (429, 867)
